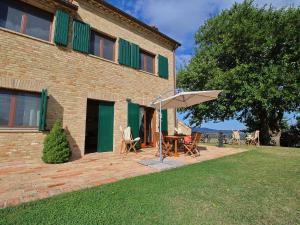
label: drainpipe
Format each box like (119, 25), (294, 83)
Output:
(173, 49), (177, 128)
(159, 96), (163, 163)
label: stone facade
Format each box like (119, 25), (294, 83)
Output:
(177, 120), (192, 136)
(0, 0), (178, 160)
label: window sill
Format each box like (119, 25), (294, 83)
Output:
(0, 27), (54, 46)
(160, 77), (169, 80)
(88, 54), (118, 65)
(0, 128), (41, 133)
(88, 54), (169, 80)
(139, 70), (157, 76)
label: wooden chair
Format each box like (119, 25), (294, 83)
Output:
(155, 132), (172, 158)
(184, 133), (201, 157)
(231, 130), (240, 145)
(122, 126), (140, 154)
(245, 133), (253, 145)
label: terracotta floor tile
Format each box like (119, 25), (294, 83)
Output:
(0, 146), (246, 208)
(47, 183), (66, 188)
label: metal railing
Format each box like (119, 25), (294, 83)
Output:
(199, 132), (247, 144)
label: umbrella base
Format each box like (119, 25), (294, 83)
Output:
(138, 158), (185, 171)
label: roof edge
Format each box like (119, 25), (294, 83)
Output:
(94, 0), (181, 49)
(54, 0), (78, 10)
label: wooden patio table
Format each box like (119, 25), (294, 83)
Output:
(164, 135), (185, 157)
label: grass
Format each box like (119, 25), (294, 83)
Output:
(1, 146), (299, 225)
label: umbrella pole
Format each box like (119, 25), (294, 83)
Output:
(159, 97), (163, 163)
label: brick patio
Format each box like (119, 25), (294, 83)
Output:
(0, 146), (247, 208)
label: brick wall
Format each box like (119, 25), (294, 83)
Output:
(0, 132), (46, 162)
(0, 0), (176, 161)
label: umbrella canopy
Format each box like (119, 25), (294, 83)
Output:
(150, 89), (221, 163)
(152, 90), (222, 109)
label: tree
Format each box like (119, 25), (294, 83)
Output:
(42, 120), (71, 163)
(177, 0), (300, 145)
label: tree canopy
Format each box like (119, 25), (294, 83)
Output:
(177, 0), (300, 145)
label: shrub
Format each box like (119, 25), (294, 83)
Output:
(42, 120), (71, 163)
(281, 128), (300, 147)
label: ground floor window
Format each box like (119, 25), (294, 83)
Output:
(0, 89), (41, 128)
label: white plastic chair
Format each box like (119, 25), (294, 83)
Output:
(231, 130), (240, 145)
(251, 130), (260, 146)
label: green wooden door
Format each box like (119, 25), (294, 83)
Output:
(97, 102), (114, 152)
(127, 101), (140, 149)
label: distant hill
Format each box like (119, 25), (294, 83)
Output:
(192, 127), (233, 134)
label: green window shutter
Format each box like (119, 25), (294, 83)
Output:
(118, 39), (140, 69)
(127, 101), (141, 149)
(158, 55), (169, 79)
(118, 38), (131, 67)
(125, 40), (131, 67)
(39, 89), (48, 131)
(127, 102), (140, 139)
(130, 43), (140, 69)
(72, 20), (90, 53)
(118, 39), (124, 64)
(98, 102), (114, 152)
(161, 109), (168, 133)
(54, 10), (69, 46)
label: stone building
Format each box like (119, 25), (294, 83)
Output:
(0, 0), (180, 160)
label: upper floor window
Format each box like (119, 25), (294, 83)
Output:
(140, 50), (155, 74)
(90, 30), (115, 61)
(0, 0), (53, 41)
(0, 89), (41, 128)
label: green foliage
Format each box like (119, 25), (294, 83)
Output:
(177, 0), (300, 144)
(1, 147), (300, 225)
(281, 117), (300, 147)
(42, 120), (71, 163)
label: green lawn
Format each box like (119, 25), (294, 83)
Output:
(1, 147), (299, 225)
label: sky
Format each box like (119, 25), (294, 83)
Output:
(107, 0), (300, 129)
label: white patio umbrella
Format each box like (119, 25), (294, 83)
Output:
(152, 90), (222, 109)
(150, 90), (222, 162)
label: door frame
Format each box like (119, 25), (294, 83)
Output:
(140, 107), (156, 148)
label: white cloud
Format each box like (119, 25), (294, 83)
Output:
(126, 0), (299, 52)
(139, 0), (231, 44)
(255, 0), (300, 7)
(109, 0), (300, 67)
(176, 54), (192, 69)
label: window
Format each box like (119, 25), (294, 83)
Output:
(0, 89), (41, 128)
(140, 51), (155, 73)
(0, 0), (53, 41)
(90, 31), (115, 61)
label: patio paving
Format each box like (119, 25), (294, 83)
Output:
(0, 145), (247, 208)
